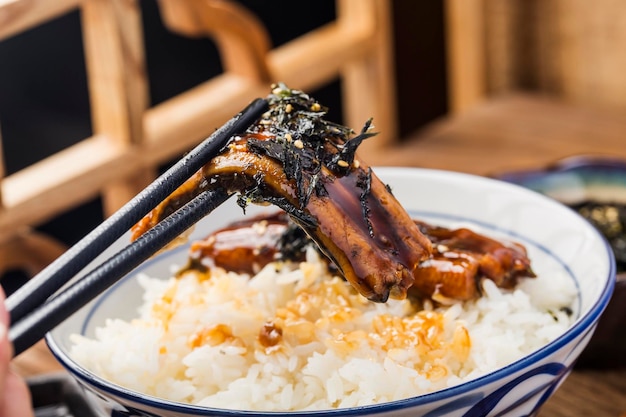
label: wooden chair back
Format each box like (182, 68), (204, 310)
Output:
(0, 0), (396, 277)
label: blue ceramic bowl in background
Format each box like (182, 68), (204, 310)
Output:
(46, 168), (615, 416)
(495, 156), (626, 368)
(495, 155), (626, 207)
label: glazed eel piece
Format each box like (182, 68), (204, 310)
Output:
(180, 212), (535, 303)
(410, 221), (535, 302)
(131, 84), (432, 302)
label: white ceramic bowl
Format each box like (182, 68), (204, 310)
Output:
(46, 167), (615, 417)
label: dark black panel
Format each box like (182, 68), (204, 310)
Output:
(0, 10), (91, 175)
(141, 0), (337, 106)
(392, 0), (448, 138)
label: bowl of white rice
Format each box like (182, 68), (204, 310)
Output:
(46, 167), (615, 417)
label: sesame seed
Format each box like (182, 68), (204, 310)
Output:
(285, 133), (292, 142)
(311, 103), (321, 111)
(353, 159), (361, 168)
(337, 160), (349, 168)
(294, 139), (304, 149)
(252, 220), (269, 235)
(285, 104), (293, 113)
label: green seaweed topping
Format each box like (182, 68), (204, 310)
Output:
(245, 82), (377, 211)
(357, 166), (374, 237)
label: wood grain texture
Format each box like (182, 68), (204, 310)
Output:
(373, 93), (626, 176)
(539, 370), (626, 417)
(451, 0), (626, 112)
(81, 0), (152, 213)
(444, 0), (487, 113)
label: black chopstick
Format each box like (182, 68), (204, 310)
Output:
(6, 97), (268, 326)
(9, 188), (232, 356)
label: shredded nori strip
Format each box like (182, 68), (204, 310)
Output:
(243, 83), (377, 220)
(275, 220), (314, 261)
(357, 167), (374, 237)
(330, 118), (377, 174)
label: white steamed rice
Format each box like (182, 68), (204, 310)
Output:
(70, 245), (576, 411)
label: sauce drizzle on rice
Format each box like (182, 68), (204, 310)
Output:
(70, 244), (575, 411)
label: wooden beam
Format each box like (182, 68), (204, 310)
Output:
(444, 0), (487, 113)
(0, 0), (81, 41)
(80, 0), (152, 213)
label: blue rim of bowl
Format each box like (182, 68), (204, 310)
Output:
(45, 172), (616, 417)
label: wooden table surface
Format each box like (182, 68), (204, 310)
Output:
(12, 93), (626, 416)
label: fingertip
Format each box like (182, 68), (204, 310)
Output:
(1, 370), (34, 417)
(0, 284), (11, 360)
(0, 284), (8, 329)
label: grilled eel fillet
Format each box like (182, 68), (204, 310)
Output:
(132, 83), (432, 302)
(180, 212), (535, 303)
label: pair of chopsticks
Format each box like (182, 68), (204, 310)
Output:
(7, 98), (269, 357)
